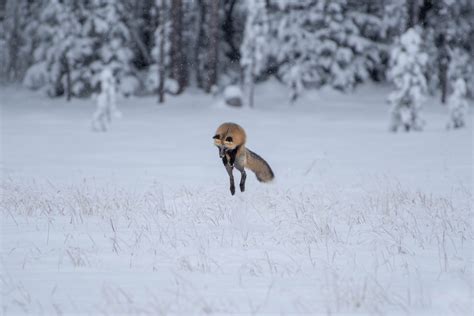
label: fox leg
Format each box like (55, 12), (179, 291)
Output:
(225, 165), (235, 195)
(240, 170), (246, 192)
(235, 163), (246, 192)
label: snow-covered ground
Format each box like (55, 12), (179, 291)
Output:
(1, 82), (472, 315)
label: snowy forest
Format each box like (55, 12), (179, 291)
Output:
(1, 0), (473, 107)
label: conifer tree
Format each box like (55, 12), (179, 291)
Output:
(387, 28), (428, 132)
(240, 0), (268, 107)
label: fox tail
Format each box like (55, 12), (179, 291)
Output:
(245, 148), (274, 182)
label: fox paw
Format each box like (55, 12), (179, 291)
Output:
(240, 184), (245, 192)
(230, 186), (235, 195)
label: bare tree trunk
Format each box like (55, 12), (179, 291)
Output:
(222, 0), (239, 62)
(158, 0), (166, 103)
(437, 33), (449, 104)
(127, 22), (153, 67)
(63, 54), (72, 101)
(205, 0), (219, 93)
(170, 0), (186, 93)
(127, 0), (155, 69)
(195, 0), (206, 89)
(417, 0), (433, 27)
(247, 56), (255, 108)
(248, 73), (255, 108)
(406, 0), (418, 29)
(6, 0), (22, 81)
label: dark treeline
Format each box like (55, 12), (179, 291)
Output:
(0, 0), (472, 103)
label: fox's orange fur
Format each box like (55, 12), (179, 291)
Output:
(213, 122), (274, 195)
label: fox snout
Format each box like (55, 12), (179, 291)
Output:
(218, 146), (226, 158)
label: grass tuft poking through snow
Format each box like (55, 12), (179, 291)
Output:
(2, 179), (472, 315)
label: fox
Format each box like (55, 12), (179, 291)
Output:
(213, 122), (274, 195)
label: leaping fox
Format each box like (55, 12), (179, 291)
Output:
(213, 122), (274, 195)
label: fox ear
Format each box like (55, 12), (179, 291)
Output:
(213, 135), (220, 140)
(225, 136), (233, 142)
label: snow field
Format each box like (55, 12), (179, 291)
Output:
(2, 179), (472, 315)
(1, 83), (473, 314)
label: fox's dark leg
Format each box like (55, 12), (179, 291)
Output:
(240, 171), (246, 192)
(235, 163), (246, 192)
(225, 165), (235, 195)
(222, 156), (235, 195)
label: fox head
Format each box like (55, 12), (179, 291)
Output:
(213, 123), (246, 158)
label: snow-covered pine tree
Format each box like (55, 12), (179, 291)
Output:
(387, 28), (428, 132)
(322, 0), (381, 90)
(275, 0), (381, 100)
(379, 0), (406, 40)
(84, 0), (137, 96)
(23, 0), (138, 97)
(448, 48), (474, 100)
(23, 0), (86, 98)
(446, 78), (469, 129)
(2, 0), (33, 82)
(240, 0), (269, 107)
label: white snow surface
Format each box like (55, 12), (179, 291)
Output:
(1, 82), (473, 315)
